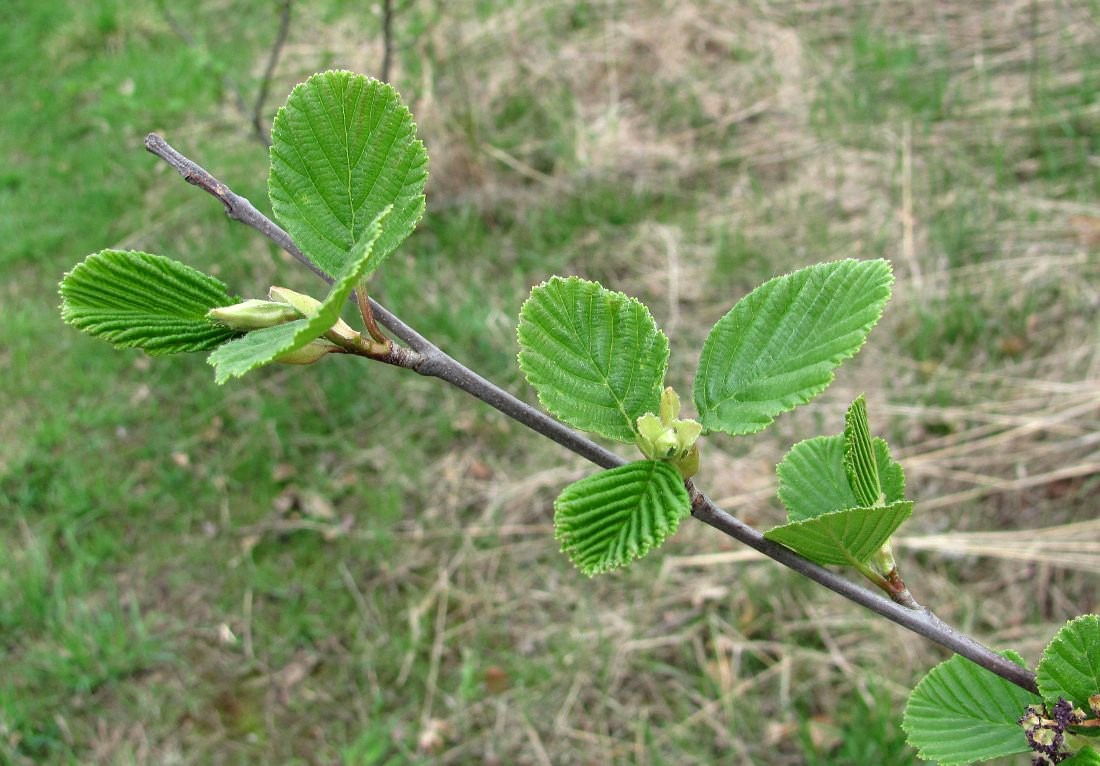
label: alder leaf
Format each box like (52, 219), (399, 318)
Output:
(269, 71), (427, 279)
(763, 501), (912, 566)
(59, 249), (238, 355)
(777, 434), (904, 523)
(517, 276), (669, 443)
(693, 259), (893, 436)
(208, 207), (389, 383)
(554, 461), (690, 575)
(902, 651), (1038, 765)
(1036, 614), (1100, 711)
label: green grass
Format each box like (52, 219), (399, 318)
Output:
(3, 0), (1098, 763)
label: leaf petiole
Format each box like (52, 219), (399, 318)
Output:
(355, 284), (390, 346)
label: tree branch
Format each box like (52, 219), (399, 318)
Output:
(142, 133), (1039, 696)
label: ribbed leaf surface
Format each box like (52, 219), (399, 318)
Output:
(1037, 614), (1100, 710)
(903, 651), (1038, 765)
(693, 259), (893, 436)
(777, 435), (904, 523)
(59, 249), (238, 355)
(844, 395), (881, 507)
(763, 501), (912, 565)
(208, 208), (388, 383)
(269, 71), (427, 278)
(518, 277), (669, 443)
(555, 461), (690, 575)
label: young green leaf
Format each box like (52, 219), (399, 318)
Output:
(1037, 615), (1100, 711)
(777, 434), (905, 522)
(692, 259), (893, 436)
(517, 277), (669, 443)
(269, 71), (427, 279)
(844, 395), (881, 507)
(763, 501), (912, 566)
(208, 207), (389, 383)
(902, 651), (1039, 765)
(59, 249), (239, 355)
(554, 461), (690, 575)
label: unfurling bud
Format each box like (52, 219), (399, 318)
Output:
(276, 340), (338, 365)
(207, 299), (301, 330)
(269, 286), (359, 342)
(659, 386), (680, 425)
(675, 444), (700, 479)
(635, 387), (703, 478)
(637, 413), (677, 458)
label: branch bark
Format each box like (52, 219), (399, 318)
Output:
(143, 133), (1040, 696)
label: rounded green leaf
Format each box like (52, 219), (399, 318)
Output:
(777, 434), (904, 523)
(59, 249), (238, 355)
(208, 207), (389, 383)
(269, 71), (427, 278)
(1037, 615), (1100, 711)
(554, 461), (690, 576)
(518, 276), (669, 443)
(903, 651), (1039, 765)
(763, 501), (912, 566)
(692, 259), (893, 436)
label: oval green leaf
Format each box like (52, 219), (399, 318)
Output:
(763, 501), (912, 566)
(208, 207), (389, 383)
(692, 259), (893, 436)
(554, 461), (690, 576)
(902, 651), (1039, 765)
(777, 434), (904, 523)
(1037, 614), (1100, 711)
(518, 276), (669, 443)
(59, 249), (238, 355)
(269, 71), (427, 278)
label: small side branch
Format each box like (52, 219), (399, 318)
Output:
(251, 0), (293, 146)
(156, 1), (292, 147)
(145, 134), (1040, 697)
(380, 0), (395, 83)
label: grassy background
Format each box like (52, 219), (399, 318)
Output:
(2, 0), (1098, 763)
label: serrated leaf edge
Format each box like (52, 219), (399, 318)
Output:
(554, 461), (690, 576)
(1037, 614), (1100, 710)
(902, 650), (1038, 766)
(517, 275), (670, 443)
(693, 259), (894, 437)
(763, 501), (913, 567)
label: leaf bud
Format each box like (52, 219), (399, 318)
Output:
(207, 299), (301, 330)
(276, 340), (338, 365)
(269, 285), (359, 342)
(268, 286), (323, 315)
